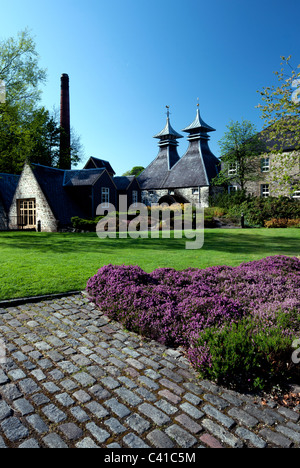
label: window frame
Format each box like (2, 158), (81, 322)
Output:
(101, 187), (110, 208)
(132, 190), (138, 206)
(228, 162), (238, 176)
(17, 199), (36, 228)
(228, 185), (238, 194)
(261, 157), (270, 173)
(292, 190), (300, 200)
(261, 184), (270, 198)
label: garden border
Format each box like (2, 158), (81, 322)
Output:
(0, 290), (82, 308)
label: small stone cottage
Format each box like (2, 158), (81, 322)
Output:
(2, 157), (141, 232)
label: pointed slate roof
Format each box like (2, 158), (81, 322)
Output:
(162, 107), (220, 188)
(113, 176), (135, 190)
(182, 107), (215, 135)
(138, 112), (182, 189)
(153, 113), (183, 141)
(83, 156), (115, 175)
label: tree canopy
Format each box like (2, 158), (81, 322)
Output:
(212, 120), (265, 191)
(0, 29), (82, 174)
(257, 56), (300, 193)
(122, 166), (145, 177)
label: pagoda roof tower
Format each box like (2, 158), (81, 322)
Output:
(162, 104), (220, 188)
(138, 107), (182, 189)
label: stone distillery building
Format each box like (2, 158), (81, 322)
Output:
(138, 106), (220, 208)
(0, 73), (299, 232)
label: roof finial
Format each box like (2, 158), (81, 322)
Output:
(197, 97), (199, 108)
(166, 105), (170, 118)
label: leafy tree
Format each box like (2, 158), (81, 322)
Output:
(212, 120), (265, 191)
(0, 29), (46, 110)
(257, 56), (300, 193)
(0, 29), (82, 173)
(122, 166), (145, 177)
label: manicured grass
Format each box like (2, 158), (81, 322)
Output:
(0, 228), (299, 300)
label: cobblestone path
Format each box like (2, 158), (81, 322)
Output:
(0, 294), (299, 449)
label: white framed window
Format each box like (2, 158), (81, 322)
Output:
(261, 158), (270, 172)
(228, 185), (238, 194)
(132, 190), (138, 206)
(228, 162), (238, 175)
(101, 187), (110, 208)
(168, 189), (175, 195)
(261, 184), (270, 198)
(292, 190), (300, 200)
(192, 188), (199, 194)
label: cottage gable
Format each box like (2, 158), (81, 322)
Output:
(9, 164), (58, 232)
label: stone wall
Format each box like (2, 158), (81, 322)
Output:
(141, 186), (211, 208)
(9, 164), (58, 232)
(225, 152), (300, 198)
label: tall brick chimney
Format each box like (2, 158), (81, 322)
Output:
(59, 73), (71, 169)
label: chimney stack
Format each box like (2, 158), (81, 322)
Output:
(59, 73), (71, 169)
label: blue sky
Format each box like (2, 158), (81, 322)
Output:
(1, 0), (299, 175)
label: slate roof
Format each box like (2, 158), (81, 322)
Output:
(138, 114), (182, 190)
(31, 164), (89, 225)
(139, 108), (220, 190)
(63, 168), (105, 187)
(257, 119), (299, 153)
(162, 140), (220, 188)
(182, 108), (215, 135)
(83, 157), (115, 175)
(113, 176), (135, 190)
(153, 116), (183, 140)
(0, 173), (20, 213)
(138, 146), (181, 189)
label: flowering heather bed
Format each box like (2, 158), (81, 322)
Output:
(86, 256), (300, 391)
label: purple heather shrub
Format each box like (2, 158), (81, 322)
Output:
(86, 256), (300, 387)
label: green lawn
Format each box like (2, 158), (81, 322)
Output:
(0, 228), (299, 300)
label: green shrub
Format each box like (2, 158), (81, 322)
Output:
(241, 197), (300, 226)
(209, 190), (250, 209)
(190, 314), (299, 392)
(71, 216), (104, 231)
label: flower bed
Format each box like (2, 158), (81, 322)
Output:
(86, 256), (300, 391)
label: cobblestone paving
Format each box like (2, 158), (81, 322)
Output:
(0, 293), (299, 449)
